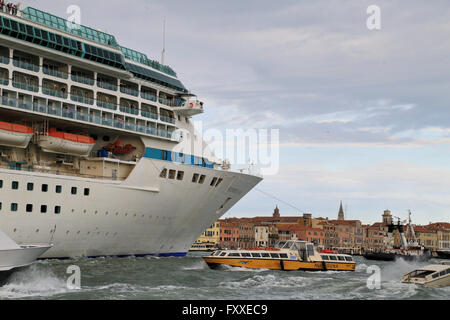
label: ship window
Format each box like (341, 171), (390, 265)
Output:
(27, 183), (34, 191)
(220, 252), (227, 257)
(41, 205), (47, 213)
(228, 253), (241, 257)
(251, 253), (261, 258)
(280, 254), (288, 259)
(84, 188), (90, 196)
(338, 256), (345, 261)
(0, 180), (2, 188)
(11, 203), (18, 212)
(261, 253), (270, 258)
(322, 255), (330, 261)
(12, 181), (19, 190)
(210, 177), (218, 187)
(432, 273), (439, 279)
(270, 253), (280, 259)
(345, 257), (353, 262)
(177, 171), (184, 181)
(0, 202), (2, 210)
(55, 206), (61, 214)
(26, 204), (33, 213)
(192, 174), (199, 183)
(216, 178), (223, 187)
(329, 256), (337, 261)
(439, 271), (446, 277)
(168, 170), (176, 179)
(159, 169), (167, 178)
(241, 253), (251, 257)
(56, 185), (62, 193)
(42, 184), (48, 192)
(71, 187), (77, 195)
(199, 175), (206, 184)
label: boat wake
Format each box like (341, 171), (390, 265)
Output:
(0, 264), (69, 299)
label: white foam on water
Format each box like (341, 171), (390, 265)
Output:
(182, 260), (208, 270)
(219, 274), (312, 290)
(0, 265), (69, 299)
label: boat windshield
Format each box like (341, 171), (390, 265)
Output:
(274, 241), (287, 249)
(409, 270), (435, 278)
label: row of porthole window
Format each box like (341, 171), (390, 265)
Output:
(159, 169), (184, 181)
(158, 169), (222, 188)
(192, 173), (223, 188)
(0, 179), (90, 196)
(0, 202), (61, 214)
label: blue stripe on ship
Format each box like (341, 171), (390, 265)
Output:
(143, 147), (214, 168)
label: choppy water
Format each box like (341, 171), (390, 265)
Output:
(0, 253), (448, 300)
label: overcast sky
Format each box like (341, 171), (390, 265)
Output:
(22, 0), (450, 224)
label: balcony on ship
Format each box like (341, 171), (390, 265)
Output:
(71, 66), (95, 86)
(0, 46), (10, 65)
(174, 97), (204, 117)
(12, 50), (39, 73)
(12, 71), (39, 92)
(43, 59), (69, 80)
(141, 86), (157, 102)
(114, 114), (125, 129)
(97, 73), (118, 91)
(159, 92), (175, 107)
(42, 79), (68, 99)
(120, 98), (139, 116)
(97, 92), (117, 110)
(141, 103), (158, 120)
(146, 122), (157, 136)
(17, 92), (33, 111)
(160, 108), (176, 124)
(89, 109), (102, 125)
(70, 86), (94, 105)
(0, 67), (9, 86)
(120, 80), (139, 97)
(47, 100), (62, 116)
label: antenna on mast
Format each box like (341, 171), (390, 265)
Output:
(161, 18), (166, 65)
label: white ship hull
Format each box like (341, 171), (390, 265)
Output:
(0, 159), (262, 258)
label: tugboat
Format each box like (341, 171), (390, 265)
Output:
(203, 240), (356, 271)
(0, 228), (53, 285)
(363, 211), (431, 262)
(402, 262), (450, 288)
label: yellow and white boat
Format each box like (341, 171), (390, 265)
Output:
(203, 241), (356, 271)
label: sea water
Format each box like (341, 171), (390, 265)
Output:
(0, 253), (448, 300)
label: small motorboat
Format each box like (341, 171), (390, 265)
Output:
(37, 128), (95, 156)
(0, 229), (52, 285)
(402, 262), (450, 288)
(0, 121), (34, 148)
(189, 242), (218, 252)
(203, 240), (356, 272)
(103, 140), (136, 155)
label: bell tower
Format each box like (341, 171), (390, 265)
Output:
(338, 201), (345, 221)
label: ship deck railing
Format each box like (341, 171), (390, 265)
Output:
(1, 95), (181, 142)
(0, 163), (126, 181)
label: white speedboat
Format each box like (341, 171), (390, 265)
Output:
(0, 229), (52, 284)
(402, 262), (450, 288)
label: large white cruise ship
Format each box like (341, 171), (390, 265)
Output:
(0, 7), (262, 258)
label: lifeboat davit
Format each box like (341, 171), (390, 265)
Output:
(103, 141), (136, 155)
(38, 128), (95, 156)
(0, 121), (34, 148)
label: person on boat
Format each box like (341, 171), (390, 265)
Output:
(0, 1), (4, 12)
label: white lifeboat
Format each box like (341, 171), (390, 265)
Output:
(38, 128), (95, 156)
(0, 121), (34, 148)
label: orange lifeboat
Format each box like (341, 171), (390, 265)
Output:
(103, 141), (136, 155)
(38, 128), (95, 156)
(0, 121), (34, 148)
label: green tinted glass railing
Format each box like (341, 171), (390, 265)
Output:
(97, 100), (117, 111)
(70, 95), (94, 105)
(0, 56), (9, 65)
(97, 81), (117, 91)
(71, 74), (95, 86)
(12, 81), (39, 92)
(42, 87), (68, 99)
(22, 7), (119, 48)
(141, 111), (158, 120)
(43, 67), (69, 79)
(119, 45), (177, 77)
(141, 92), (157, 102)
(160, 115), (176, 124)
(120, 106), (139, 115)
(12, 59), (39, 72)
(120, 86), (139, 97)
(0, 78), (9, 85)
